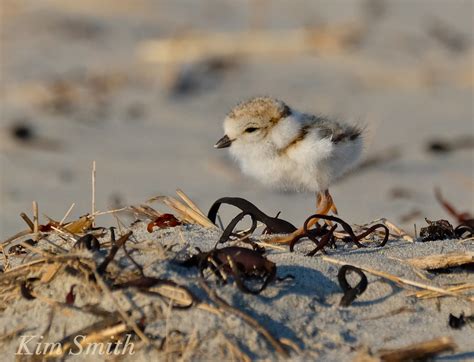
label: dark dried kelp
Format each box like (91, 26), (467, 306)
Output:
(337, 265), (368, 306)
(181, 246), (276, 295)
(207, 197), (296, 243)
(290, 214), (389, 256)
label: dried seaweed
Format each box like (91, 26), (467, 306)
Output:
(448, 313), (474, 329)
(290, 214), (389, 255)
(208, 197), (296, 243)
(147, 213), (181, 232)
(73, 234), (100, 251)
(419, 219), (456, 242)
(337, 265), (368, 306)
(181, 246), (276, 295)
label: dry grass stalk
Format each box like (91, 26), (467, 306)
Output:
(59, 203), (75, 225)
(148, 195), (216, 229)
(221, 333), (251, 362)
(20, 212), (34, 231)
(372, 218), (414, 242)
(405, 251), (474, 270)
(91, 268), (151, 345)
(64, 215), (93, 234)
(45, 318), (128, 358)
(93, 207), (129, 216)
(40, 263), (62, 283)
(199, 278), (289, 357)
(321, 256), (474, 302)
(377, 336), (457, 361)
(178, 328), (200, 361)
(1, 230), (32, 247)
(129, 204), (162, 219)
(138, 25), (362, 64)
(32, 201), (39, 241)
(149, 283), (194, 308)
(407, 283), (474, 300)
(176, 189), (207, 219)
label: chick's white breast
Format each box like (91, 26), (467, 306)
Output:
(230, 133), (335, 192)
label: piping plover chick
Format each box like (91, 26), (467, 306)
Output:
(214, 96), (363, 243)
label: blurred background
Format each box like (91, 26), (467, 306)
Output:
(1, 0), (473, 238)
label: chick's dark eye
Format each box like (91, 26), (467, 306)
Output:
(245, 127), (259, 133)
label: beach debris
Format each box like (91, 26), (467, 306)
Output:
(323, 256), (474, 301)
(337, 265), (368, 306)
(147, 213), (181, 232)
(455, 221), (474, 239)
(369, 218), (414, 242)
(20, 278), (37, 300)
(448, 313), (474, 329)
(290, 214), (389, 256)
(7, 239), (36, 255)
(148, 190), (216, 228)
(405, 252), (474, 271)
(419, 218), (456, 242)
(44, 315), (138, 358)
(96, 231), (132, 275)
(113, 277), (195, 309)
(448, 313), (466, 329)
(181, 246), (276, 295)
(40, 214), (94, 234)
(10, 121), (35, 143)
(407, 283), (474, 300)
(427, 135), (474, 154)
(377, 336), (457, 361)
(208, 197), (297, 243)
(207, 197), (390, 254)
(73, 234), (100, 251)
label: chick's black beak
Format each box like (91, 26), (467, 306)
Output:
(214, 135), (232, 149)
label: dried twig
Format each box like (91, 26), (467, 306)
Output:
(405, 252), (474, 270)
(378, 336), (457, 361)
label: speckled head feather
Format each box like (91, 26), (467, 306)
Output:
(227, 97), (291, 123)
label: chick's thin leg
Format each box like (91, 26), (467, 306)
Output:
(268, 189), (336, 244)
